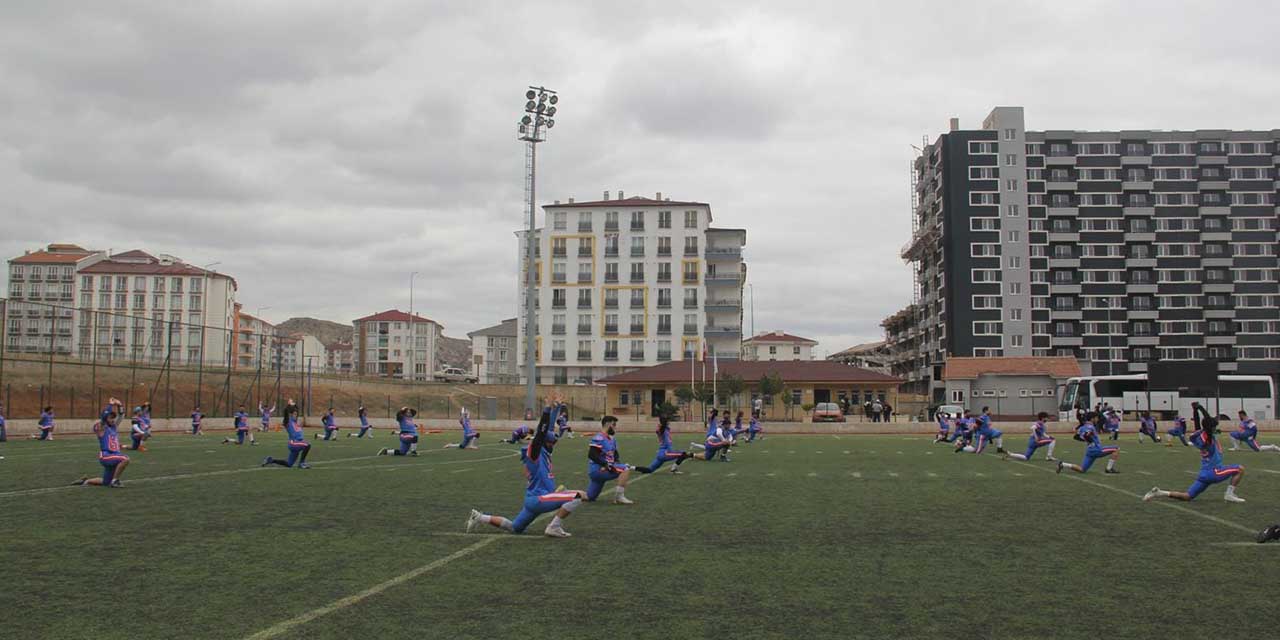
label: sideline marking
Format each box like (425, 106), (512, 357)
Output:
(1210, 541), (1275, 548)
(1007, 459), (1255, 535)
(849, 471), (862, 478)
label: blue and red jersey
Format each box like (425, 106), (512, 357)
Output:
(234, 411), (249, 431)
(191, 411), (203, 427)
(398, 414), (418, 435)
(460, 414), (475, 436)
(1077, 423), (1102, 448)
(511, 425), (532, 440)
(98, 422), (122, 457)
(284, 416), (304, 442)
(323, 413), (336, 430)
(1190, 430), (1223, 471)
(522, 441), (556, 497)
(39, 411), (54, 430)
(1237, 418), (1258, 439)
(656, 423), (674, 449)
(588, 432), (619, 474)
(1031, 420), (1050, 440)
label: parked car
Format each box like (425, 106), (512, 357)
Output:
(435, 367), (478, 383)
(812, 402), (846, 422)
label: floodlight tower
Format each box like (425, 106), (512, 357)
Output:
(518, 86), (559, 413)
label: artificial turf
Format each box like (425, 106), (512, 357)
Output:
(3, 429), (1279, 640)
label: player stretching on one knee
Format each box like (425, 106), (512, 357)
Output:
(637, 414), (695, 474)
(445, 408), (479, 449)
(951, 411), (976, 452)
(467, 404), (586, 538)
(500, 424), (533, 445)
(555, 408), (574, 439)
(1166, 415), (1190, 447)
(378, 407), (420, 456)
(222, 405), (256, 445)
(1137, 411), (1162, 443)
(933, 411), (952, 444)
(1144, 402), (1245, 503)
(258, 402), (275, 432)
(347, 406), (373, 438)
(964, 406), (1005, 454)
(746, 414), (763, 442)
(129, 407), (151, 451)
(317, 408), (338, 441)
(74, 411), (129, 488)
(262, 402), (311, 469)
(31, 406), (55, 441)
(1228, 411), (1280, 453)
(1057, 413), (1120, 475)
(691, 409), (734, 461)
(190, 407), (205, 436)
(1102, 408), (1121, 441)
(1006, 412), (1056, 461)
(585, 416), (635, 504)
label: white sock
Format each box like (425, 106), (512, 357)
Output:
(1046, 442), (1056, 457)
(488, 516), (513, 531)
(615, 486), (625, 498)
(691, 443), (706, 450)
(1225, 485), (1237, 496)
(549, 515), (565, 529)
(1260, 444), (1280, 452)
(1008, 453), (1027, 461)
(1106, 459), (1116, 471)
(1155, 489), (1171, 498)
(410, 442), (418, 453)
(995, 437), (1003, 449)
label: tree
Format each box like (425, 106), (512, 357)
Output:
(674, 385), (695, 406)
(719, 374), (745, 409)
(758, 372), (784, 418)
(656, 401), (680, 421)
(781, 387), (795, 420)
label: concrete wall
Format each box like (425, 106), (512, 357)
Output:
(944, 374), (1063, 417)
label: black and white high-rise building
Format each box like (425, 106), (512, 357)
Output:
(891, 107), (1280, 402)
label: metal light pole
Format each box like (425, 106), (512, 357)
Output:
(409, 271), (418, 382)
(254, 306), (271, 403)
(517, 86), (560, 413)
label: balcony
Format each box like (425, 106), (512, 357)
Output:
(551, 274), (567, 284)
(552, 325), (566, 335)
(604, 352), (618, 361)
(657, 273), (671, 283)
(682, 275), (699, 285)
(705, 246), (740, 260)
(683, 324), (698, 335)
(552, 249), (567, 258)
(578, 223), (593, 233)
(576, 350), (592, 361)
(551, 351), (565, 362)
(577, 300), (592, 309)
(629, 351), (645, 362)
(577, 325), (592, 336)
(577, 274), (593, 284)
(551, 300), (566, 310)
(604, 248), (619, 258)
(705, 299), (741, 312)
(684, 247), (700, 257)
(578, 248), (593, 258)
(657, 299), (671, 309)
(604, 299), (618, 309)
(604, 325), (619, 335)
(657, 247), (672, 257)
(657, 325), (671, 335)
(604, 273), (618, 283)
(630, 222), (644, 231)
(629, 324), (644, 334)
(684, 301), (698, 310)
(705, 273), (738, 285)
(704, 325), (740, 337)
(605, 221), (619, 232)
(630, 247), (645, 257)
(630, 274), (645, 283)
(657, 351), (671, 362)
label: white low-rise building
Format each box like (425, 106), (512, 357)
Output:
(742, 331), (818, 361)
(352, 310), (442, 380)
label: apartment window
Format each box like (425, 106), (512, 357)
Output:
(629, 289), (645, 309)
(1002, 128), (1016, 141)
(630, 263), (645, 283)
(1005, 179), (1018, 191)
(683, 288), (698, 309)
(970, 192), (999, 205)
(682, 261), (699, 284)
(1129, 244), (1151, 259)
(631, 236), (645, 257)
(578, 212), (592, 232)
(630, 211), (644, 231)
(577, 340), (592, 360)
(684, 314), (698, 335)
(657, 262), (672, 282)
(629, 313), (644, 334)
(1009, 308), (1023, 321)
(551, 289), (566, 309)
(657, 236), (672, 257)
(1007, 256), (1022, 269)
(630, 340), (645, 361)
(1008, 282), (1023, 295)
(604, 262), (619, 283)
(1007, 230), (1020, 243)
(1006, 204), (1020, 217)
(657, 288), (672, 308)
(970, 218), (1000, 231)
(657, 314), (672, 334)
(684, 236), (699, 256)
(551, 262), (566, 283)
(604, 289), (618, 309)
(605, 211), (619, 231)
(1010, 335), (1024, 348)
(971, 244), (1000, 257)
(973, 322), (1003, 336)
(970, 167), (998, 179)
(658, 211), (671, 229)
(577, 262), (592, 284)
(604, 314), (619, 334)
(577, 289), (592, 309)
(552, 212), (566, 230)
(684, 210), (698, 229)
(604, 340), (618, 360)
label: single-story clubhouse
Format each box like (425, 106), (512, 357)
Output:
(597, 360), (902, 417)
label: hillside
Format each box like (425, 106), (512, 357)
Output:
(437, 335), (471, 369)
(276, 317), (352, 347)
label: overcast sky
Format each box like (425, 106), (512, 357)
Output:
(2, 1), (1278, 352)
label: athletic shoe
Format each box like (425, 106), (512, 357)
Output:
(111, 479), (123, 488)
(669, 468), (683, 475)
(1045, 456), (1057, 461)
(298, 463), (312, 469)
(543, 523), (571, 538)
(261, 457), (274, 466)
(71, 476), (89, 486)
(996, 448), (1006, 454)
(634, 466), (653, 474)
(410, 451), (419, 457)
(250, 442), (258, 446)
(466, 509), (484, 534)
(1104, 468), (1120, 474)
(613, 495), (634, 505)
(1256, 525), (1280, 544)
(1056, 461), (1064, 474)
(1142, 487), (1160, 502)
(1224, 493), (1246, 503)
(376, 449), (388, 456)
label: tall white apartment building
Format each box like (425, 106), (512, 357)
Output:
(276, 333), (327, 372)
(76, 250), (238, 366)
(234, 309), (276, 370)
(352, 310), (442, 380)
(515, 192), (747, 384)
(5, 244), (103, 355)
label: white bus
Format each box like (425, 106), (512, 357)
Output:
(1058, 374), (1276, 422)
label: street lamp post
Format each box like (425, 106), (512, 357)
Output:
(254, 306), (271, 403)
(517, 86), (560, 414)
(196, 261), (220, 410)
(409, 272), (418, 383)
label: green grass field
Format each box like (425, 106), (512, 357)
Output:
(3, 429), (1279, 640)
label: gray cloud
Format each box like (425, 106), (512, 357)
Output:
(2, 0), (1278, 350)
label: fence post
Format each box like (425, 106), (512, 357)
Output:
(386, 395), (391, 418)
(70, 386), (75, 419)
(39, 384), (45, 410)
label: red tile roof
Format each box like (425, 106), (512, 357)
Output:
(79, 252), (237, 289)
(543, 196), (709, 209)
(353, 309), (439, 325)
(597, 360), (900, 385)
(743, 331), (818, 345)
(943, 356), (1081, 380)
(11, 244), (97, 264)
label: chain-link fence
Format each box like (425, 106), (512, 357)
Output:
(0, 297), (604, 421)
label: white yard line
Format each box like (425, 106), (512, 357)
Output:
(1006, 459), (1256, 535)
